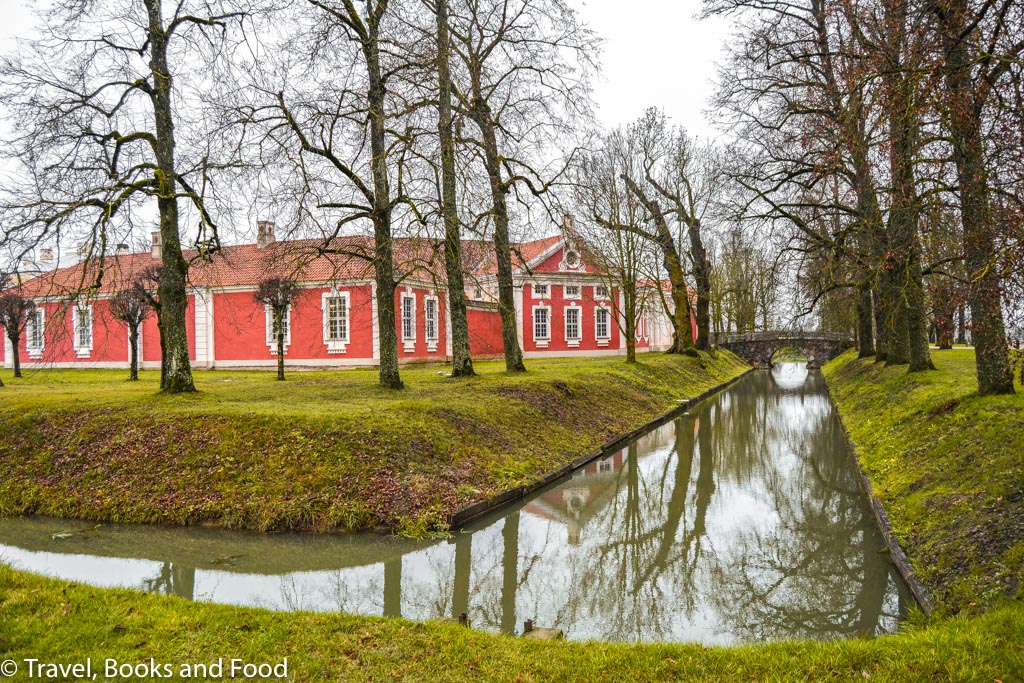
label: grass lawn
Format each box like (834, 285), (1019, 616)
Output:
(0, 563), (1021, 682)
(0, 352), (748, 535)
(823, 349), (1024, 615)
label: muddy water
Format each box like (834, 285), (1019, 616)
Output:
(0, 363), (911, 644)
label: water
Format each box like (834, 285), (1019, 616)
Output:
(0, 364), (911, 644)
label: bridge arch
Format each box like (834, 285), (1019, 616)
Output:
(716, 331), (855, 368)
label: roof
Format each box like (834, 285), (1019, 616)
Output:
(12, 234), (568, 299)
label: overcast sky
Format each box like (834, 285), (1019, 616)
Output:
(0, 1), (732, 136)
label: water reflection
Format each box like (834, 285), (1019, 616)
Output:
(0, 364), (910, 644)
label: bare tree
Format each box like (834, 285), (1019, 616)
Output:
(433, 0), (474, 377)
(571, 141), (655, 363)
(0, 0), (250, 394)
(448, 0), (599, 372)
(926, 0), (1021, 394)
(0, 291), (36, 378)
(109, 285), (155, 381)
(254, 277), (299, 380)
(258, 0), (417, 390)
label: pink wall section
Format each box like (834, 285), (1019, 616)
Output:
(213, 286), (376, 362)
(522, 282), (621, 353)
(467, 307), (504, 357)
(393, 287), (448, 360)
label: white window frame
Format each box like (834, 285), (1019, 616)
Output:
(26, 307), (45, 358)
(593, 284), (610, 300)
(563, 283), (580, 300)
(322, 290), (350, 354)
(595, 305), (611, 346)
(424, 295), (439, 351)
(532, 283), (549, 298)
(265, 304), (292, 354)
(72, 304), (93, 358)
(401, 292), (416, 352)
(635, 313), (649, 342)
(564, 305), (582, 348)
(532, 304), (551, 348)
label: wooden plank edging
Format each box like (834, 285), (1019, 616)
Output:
(447, 366), (756, 530)
(824, 383), (936, 617)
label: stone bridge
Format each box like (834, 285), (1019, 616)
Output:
(715, 331), (856, 368)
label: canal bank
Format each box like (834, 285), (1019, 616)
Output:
(0, 356), (1021, 679)
(823, 349), (1023, 616)
(0, 364), (910, 644)
(0, 353), (748, 535)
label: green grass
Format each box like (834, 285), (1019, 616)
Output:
(0, 352), (748, 534)
(0, 563), (1021, 682)
(823, 349), (1024, 616)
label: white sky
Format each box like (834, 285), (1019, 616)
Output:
(566, 0), (732, 139)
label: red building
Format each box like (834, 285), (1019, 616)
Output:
(3, 224), (693, 371)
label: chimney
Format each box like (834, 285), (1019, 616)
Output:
(562, 214), (575, 231)
(256, 220), (275, 249)
(151, 231), (162, 259)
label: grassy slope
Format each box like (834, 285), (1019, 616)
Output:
(0, 353), (747, 534)
(1, 564), (1021, 682)
(823, 349), (1024, 615)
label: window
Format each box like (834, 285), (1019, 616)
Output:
(533, 283), (548, 298)
(323, 292), (350, 353)
(474, 287), (484, 300)
(265, 305), (291, 351)
(596, 307), (610, 340)
(598, 459), (613, 473)
(401, 295), (416, 341)
(425, 297), (439, 345)
(594, 284), (609, 299)
(564, 284), (580, 299)
(534, 307), (549, 340)
(26, 309), (44, 351)
(73, 305), (92, 356)
(565, 306), (581, 343)
(326, 296), (348, 341)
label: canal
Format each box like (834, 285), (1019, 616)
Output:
(0, 363), (912, 644)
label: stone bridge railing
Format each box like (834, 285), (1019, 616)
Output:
(713, 330), (854, 345)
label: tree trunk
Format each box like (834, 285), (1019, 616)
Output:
(933, 0), (1014, 395)
(873, 287), (888, 362)
(687, 219), (712, 351)
(623, 284), (637, 364)
(857, 284), (874, 358)
(956, 304), (967, 344)
(147, 0), (194, 394)
(621, 176), (695, 354)
(8, 332), (21, 378)
(469, 99), (525, 372)
(129, 326), (139, 381)
(435, 0), (474, 378)
(880, 4), (934, 373)
(364, 19), (403, 390)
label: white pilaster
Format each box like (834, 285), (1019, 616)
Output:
(514, 283), (524, 349)
(371, 282), (380, 361)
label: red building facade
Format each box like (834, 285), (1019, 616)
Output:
(3, 228), (691, 371)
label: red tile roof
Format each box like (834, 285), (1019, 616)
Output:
(14, 235), (566, 299)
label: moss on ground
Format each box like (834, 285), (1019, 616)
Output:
(0, 353), (748, 534)
(823, 349), (1024, 616)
